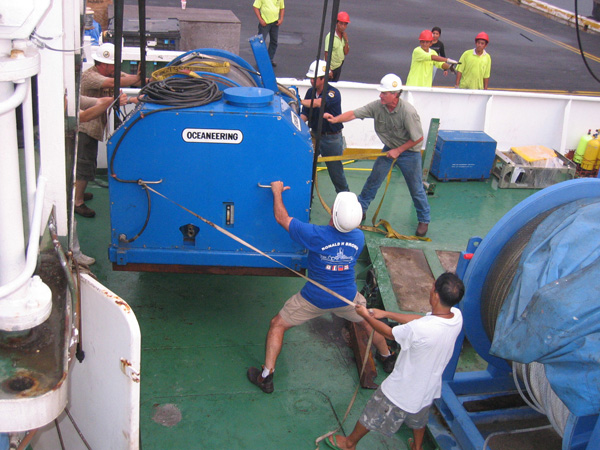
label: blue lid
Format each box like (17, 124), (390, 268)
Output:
(223, 87), (275, 108)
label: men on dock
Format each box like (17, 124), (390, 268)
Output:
(324, 74), (431, 237)
(324, 11), (351, 82)
(405, 30), (456, 88)
(246, 183), (394, 394)
(301, 60), (349, 193)
(76, 43), (144, 218)
(253, 0), (285, 67)
(455, 32), (492, 90)
(325, 272), (464, 450)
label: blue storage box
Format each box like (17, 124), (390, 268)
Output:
(430, 130), (497, 181)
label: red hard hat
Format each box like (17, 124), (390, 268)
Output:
(337, 11), (350, 23)
(475, 32), (489, 43)
(419, 30), (433, 41)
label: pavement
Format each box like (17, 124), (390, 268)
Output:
(516, 0), (600, 33)
(132, 0), (600, 93)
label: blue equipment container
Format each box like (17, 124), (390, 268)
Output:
(430, 130), (497, 181)
(107, 41), (313, 274)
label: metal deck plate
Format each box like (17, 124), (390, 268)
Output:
(380, 247), (434, 313)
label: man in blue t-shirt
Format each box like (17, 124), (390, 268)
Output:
(247, 182), (394, 393)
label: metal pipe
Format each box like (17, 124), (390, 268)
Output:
(0, 38), (27, 288)
(21, 78), (37, 223)
(0, 81), (27, 115)
(0, 177), (48, 298)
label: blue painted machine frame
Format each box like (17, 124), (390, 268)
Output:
(432, 179), (600, 450)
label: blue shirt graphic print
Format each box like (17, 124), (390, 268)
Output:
(288, 218), (364, 309)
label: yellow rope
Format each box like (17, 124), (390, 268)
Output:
(151, 61), (231, 81)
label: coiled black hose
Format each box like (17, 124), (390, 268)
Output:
(111, 77), (222, 243)
(137, 77), (223, 107)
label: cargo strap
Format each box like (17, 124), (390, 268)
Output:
(143, 184), (356, 306)
(316, 153), (432, 242)
(151, 61), (231, 81)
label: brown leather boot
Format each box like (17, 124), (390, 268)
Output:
(416, 222), (429, 237)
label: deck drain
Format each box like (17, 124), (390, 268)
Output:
(3, 375), (37, 393)
(152, 403), (182, 427)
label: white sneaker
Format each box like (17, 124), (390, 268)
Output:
(75, 253), (96, 266)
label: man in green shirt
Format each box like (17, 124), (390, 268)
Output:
(456, 32), (491, 90)
(406, 30), (456, 88)
(324, 11), (351, 82)
(324, 74), (431, 237)
(253, 0), (285, 66)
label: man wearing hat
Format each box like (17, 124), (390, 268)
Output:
(455, 32), (492, 90)
(406, 30), (457, 87)
(75, 43), (144, 218)
(324, 11), (351, 82)
(301, 60), (349, 194)
(247, 183), (394, 393)
(324, 74), (431, 237)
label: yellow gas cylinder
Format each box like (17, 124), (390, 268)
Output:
(573, 129), (592, 164)
(581, 134), (600, 171)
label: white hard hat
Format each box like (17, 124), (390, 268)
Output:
(332, 192), (363, 233)
(306, 60), (327, 78)
(93, 43), (115, 64)
(377, 73), (402, 92)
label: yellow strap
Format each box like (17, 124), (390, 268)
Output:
(144, 184), (357, 306)
(316, 155), (432, 242)
(318, 151), (383, 162)
(151, 61), (231, 80)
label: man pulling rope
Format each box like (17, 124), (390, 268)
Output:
(246, 182), (397, 393)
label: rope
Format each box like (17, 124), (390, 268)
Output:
(143, 184), (356, 307)
(314, 329), (375, 450)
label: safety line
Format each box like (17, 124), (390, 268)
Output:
(455, 0), (600, 63)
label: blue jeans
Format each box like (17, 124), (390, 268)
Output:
(318, 133), (349, 193)
(358, 146), (430, 223)
(258, 22), (279, 61)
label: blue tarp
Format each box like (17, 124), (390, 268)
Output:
(490, 197), (600, 416)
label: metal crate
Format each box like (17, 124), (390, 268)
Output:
(491, 150), (576, 189)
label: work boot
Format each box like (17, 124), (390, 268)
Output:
(415, 222), (429, 237)
(75, 203), (95, 218)
(247, 366), (274, 393)
(375, 350), (398, 374)
(74, 253), (96, 266)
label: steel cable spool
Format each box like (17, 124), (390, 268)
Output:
(479, 205), (571, 437)
(480, 209), (553, 340)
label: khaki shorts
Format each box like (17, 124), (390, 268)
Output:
(359, 386), (430, 436)
(279, 291), (366, 326)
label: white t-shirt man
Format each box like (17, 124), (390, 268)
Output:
(381, 307), (463, 413)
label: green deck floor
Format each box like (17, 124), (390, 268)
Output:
(77, 162), (537, 449)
